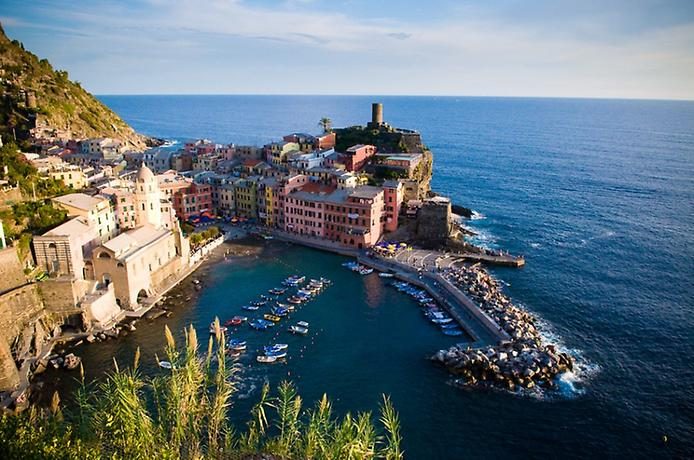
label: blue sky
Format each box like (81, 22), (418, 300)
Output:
(2, 0), (694, 99)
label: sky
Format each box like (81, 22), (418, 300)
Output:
(2, 0), (694, 99)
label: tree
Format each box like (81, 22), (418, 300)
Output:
(318, 117), (332, 134)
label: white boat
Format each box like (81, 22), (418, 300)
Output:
(289, 325), (309, 335)
(265, 343), (288, 351)
(296, 321), (310, 328)
(158, 360), (173, 369)
(378, 272), (394, 278)
(209, 323), (228, 334)
(257, 355), (278, 363)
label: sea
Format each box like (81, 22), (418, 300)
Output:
(47, 96), (694, 458)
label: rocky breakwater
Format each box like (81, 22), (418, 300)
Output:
(431, 264), (574, 391)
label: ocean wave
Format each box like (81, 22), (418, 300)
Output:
(470, 211), (486, 221)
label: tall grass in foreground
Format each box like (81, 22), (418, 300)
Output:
(0, 321), (403, 460)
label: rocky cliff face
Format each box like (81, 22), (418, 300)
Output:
(0, 23), (149, 150)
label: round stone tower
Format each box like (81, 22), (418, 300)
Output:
(372, 102), (383, 126)
(134, 164), (162, 228)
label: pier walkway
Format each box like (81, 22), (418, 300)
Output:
(394, 247), (524, 269)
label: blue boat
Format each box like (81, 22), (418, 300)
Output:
(249, 319), (268, 330)
(263, 343), (288, 353)
(271, 306), (288, 316)
(242, 305), (259, 311)
(443, 329), (463, 336)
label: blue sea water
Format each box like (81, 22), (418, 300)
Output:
(87, 95), (693, 457)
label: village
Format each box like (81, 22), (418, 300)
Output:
(0, 103), (478, 400)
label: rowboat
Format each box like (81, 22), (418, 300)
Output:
(443, 329), (463, 336)
(158, 360), (173, 369)
(209, 323), (228, 334)
(242, 305), (259, 311)
(378, 272), (394, 278)
(257, 355), (278, 363)
(263, 314), (281, 322)
(265, 350), (287, 359)
(264, 343), (288, 353)
(296, 321), (309, 328)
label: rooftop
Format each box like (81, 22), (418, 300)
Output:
(348, 186), (382, 200)
(102, 225), (170, 259)
(53, 193), (107, 212)
(44, 216), (92, 237)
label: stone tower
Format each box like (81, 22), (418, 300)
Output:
(372, 102), (383, 125)
(134, 164), (162, 228)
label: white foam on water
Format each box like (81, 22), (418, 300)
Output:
(529, 242), (542, 249)
(470, 210), (486, 220)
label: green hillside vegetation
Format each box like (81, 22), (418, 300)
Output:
(0, 23), (148, 151)
(0, 324), (403, 460)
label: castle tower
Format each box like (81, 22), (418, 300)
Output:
(371, 102), (383, 126)
(134, 164), (162, 228)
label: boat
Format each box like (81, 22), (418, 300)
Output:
(257, 355), (278, 363)
(209, 323), (228, 334)
(269, 288), (286, 295)
(319, 277), (332, 285)
(158, 360), (173, 369)
(283, 275), (306, 286)
(358, 267), (373, 275)
(261, 234), (274, 240)
(249, 319), (269, 330)
(263, 314), (281, 322)
(265, 350), (287, 359)
(287, 297), (303, 305)
(296, 321), (309, 328)
(443, 329), (464, 336)
(228, 339), (247, 351)
(242, 305), (259, 311)
(431, 317), (453, 324)
(250, 300), (267, 306)
(288, 325), (309, 335)
(440, 323), (459, 329)
(271, 306), (288, 316)
(378, 272), (394, 278)
(264, 343), (288, 352)
(257, 319), (275, 327)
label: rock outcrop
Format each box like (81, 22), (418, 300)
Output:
(432, 263), (575, 391)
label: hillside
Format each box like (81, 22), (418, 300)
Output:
(0, 23), (149, 151)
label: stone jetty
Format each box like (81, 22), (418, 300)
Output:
(431, 263), (574, 390)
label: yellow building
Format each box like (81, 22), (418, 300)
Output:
(49, 165), (88, 190)
(234, 177), (258, 218)
(52, 193), (116, 242)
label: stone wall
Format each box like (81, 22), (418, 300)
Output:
(38, 277), (88, 315)
(0, 247), (27, 295)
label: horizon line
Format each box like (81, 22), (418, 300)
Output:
(94, 93), (694, 103)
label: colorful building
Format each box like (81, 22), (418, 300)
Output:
(343, 144), (376, 172)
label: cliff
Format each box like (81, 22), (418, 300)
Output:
(334, 124), (434, 197)
(0, 24), (149, 151)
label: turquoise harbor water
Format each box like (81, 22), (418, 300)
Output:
(53, 96), (694, 457)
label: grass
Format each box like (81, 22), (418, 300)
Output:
(0, 321), (403, 460)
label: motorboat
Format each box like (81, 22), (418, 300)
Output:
(378, 272), (394, 278)
(250, 300), (267, 306)
(264, 344), (288, 353)
(296, 321), (310, 328)
(265, 350), (287, 359)
(158, 360), (173, 370)
(263, 314), (281, 323)
(249, 319), (269, 330)
(271, 306), (288, 316)
(257, 355), (278, 363)
(242, 305), (259, 311)
(269, 288), (286, 295)
(288, 325), (309, 335)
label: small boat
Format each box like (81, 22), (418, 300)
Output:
(296, 321), (309, 328)
(210, 323), (228, 334)
(378, 272), (394, 278)
(250, 300), (267, 306)
(262, 234), (274, 240)
(265, 350), (287, 359)
(358, 267), (373, 275)
(271, 306), (288, 316)
(263, 314), (281, 323)
(269, 288), (286, 295)
(249, 319), (268, 330)
(441, 323), (459, 330)
(242, 305), (259, 311)
(228, 339), (247, 347)
(158, 360), (173, 369)
(443, 329), (463, 336)
(288, 325), (309, 335)
(431, 317), (453, 324)
(264, 343), (288, 353)
(257, 355), (278, 363)
(287, 297), (303, 305)
(319, 277), (332, 285)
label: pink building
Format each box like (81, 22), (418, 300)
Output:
(283, 184), (386, 249)
(382, 180), (404, 233)
(343, 144), (376, 172)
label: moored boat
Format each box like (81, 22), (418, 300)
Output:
(158, 360), (173, 369)
(378, 272), (394, 278)
(263, 314), (281, 322)
(257, 355), (278, 363)
(288, 325), (309, 335)
(242, 305), (259, 311)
